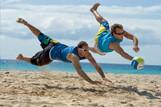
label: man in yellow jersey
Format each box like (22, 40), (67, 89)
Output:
(89, 3), (140, 62)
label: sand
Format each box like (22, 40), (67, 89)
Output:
(0, 71), (161, 107)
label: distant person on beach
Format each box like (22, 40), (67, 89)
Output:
(16, 18), (112, 84)
(89, 3), (140, 62)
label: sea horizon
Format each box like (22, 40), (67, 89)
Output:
(0, 59), (161, 75)
(1, 58), (161, 66)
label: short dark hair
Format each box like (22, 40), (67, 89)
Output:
(77, 41), (88, 48)
(111, 24), (123, 34)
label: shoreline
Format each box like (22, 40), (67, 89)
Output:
(0, 71), (161, 107)
(1, 59), (161, 66)
(1, 70), (161, 76)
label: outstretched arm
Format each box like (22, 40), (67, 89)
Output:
(67, 54), (101, 84)
(90, 3), (106, 23)
(85, 51), (105, 78)
(88, 47), (106, 55)
(109, 42), (133, 61)
(84, 51), (112, 83)
(124, 31), (140, 52)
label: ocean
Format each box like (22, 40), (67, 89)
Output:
(0, 59), (161, 75)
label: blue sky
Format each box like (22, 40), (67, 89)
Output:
(1, 0), (161, 65)
(2, 0), (161, 6)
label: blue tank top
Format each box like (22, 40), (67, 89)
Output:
(49, 43), (85, 62)
(98, 31), (123, 52)
(96, 21), (123, 53)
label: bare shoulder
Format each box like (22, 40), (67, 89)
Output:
(124, 31), (134, 39)
(84, 50), (92, 57)
(67, 53), (79, 61)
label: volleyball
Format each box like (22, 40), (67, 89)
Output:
(131, 57), (144, 70)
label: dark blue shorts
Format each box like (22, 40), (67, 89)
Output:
(30, 33), (59, 66)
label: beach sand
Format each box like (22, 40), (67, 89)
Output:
(0, 71), (161, 107)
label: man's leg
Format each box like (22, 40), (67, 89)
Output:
(17, 18), (41, 36)
(16, 18), (40, 63)
(16, 18), (40, 64)
(17, 18), (57, 48)
(16, 54), (31, 63)
(90, 3), (106, 23)
(90, 3), (109, 55)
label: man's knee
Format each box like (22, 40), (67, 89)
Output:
(98, 17), (106, 23)
(35, 32), (41, 36)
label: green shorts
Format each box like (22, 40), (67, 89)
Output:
(38, 33), (59, 49)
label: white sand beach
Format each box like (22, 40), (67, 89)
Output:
(0, 71), (161, 107)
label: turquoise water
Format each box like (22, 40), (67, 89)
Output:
(0, 59), (161, 75)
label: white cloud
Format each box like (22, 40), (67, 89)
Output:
(102, 5), (161, 15)
(2, 4), (161, 39)
(1, 0), (24, 6)
(1, 3), (161, 65)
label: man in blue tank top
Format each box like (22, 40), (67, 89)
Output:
(16, 18), (112, 84)
(89, 3), (140, 62)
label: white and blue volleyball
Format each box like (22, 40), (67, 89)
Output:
(131, 57), (144, 70)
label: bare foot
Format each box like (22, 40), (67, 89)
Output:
(16, 18), (28, 25)
(16, 54), (23, 60)
(90, 3), (101, 12)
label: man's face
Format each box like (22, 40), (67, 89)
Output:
(78, 45), (89, 57)
(82, 45), (89, 51)
(114, 28), (124, 36)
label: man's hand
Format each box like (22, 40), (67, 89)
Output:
(91, 80), (102, 85)
(102, 77), (112, 83)
(124, 32), (139, 53)
(133, 46), (140, 52)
